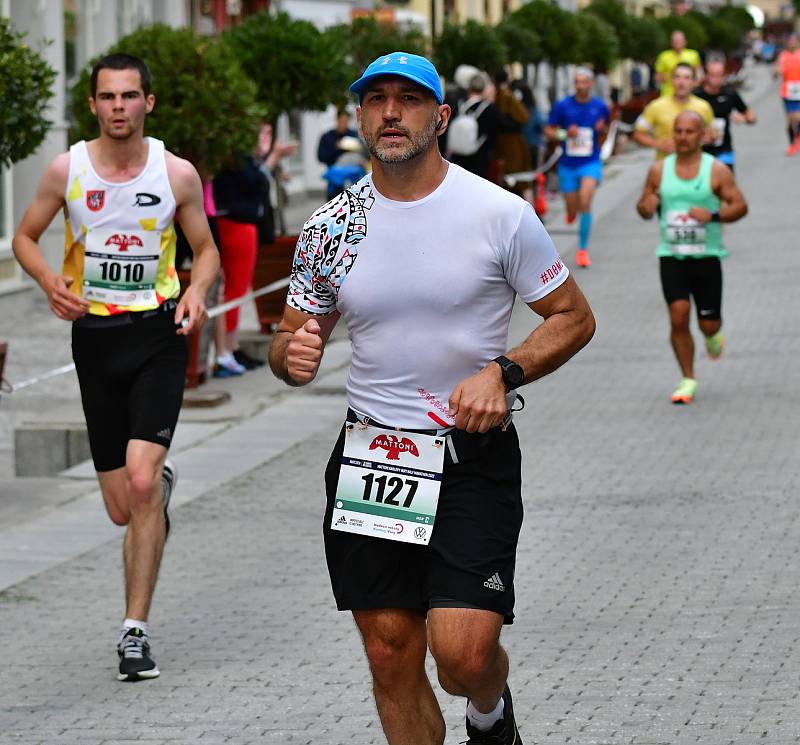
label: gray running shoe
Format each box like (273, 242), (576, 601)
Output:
(117, 627), (159, 681)
(162, 459), (178, 538)
(464, 685), (523, 744)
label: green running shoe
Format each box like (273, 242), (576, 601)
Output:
(705, 332), (724, 359)
(671, 377), (697, 405)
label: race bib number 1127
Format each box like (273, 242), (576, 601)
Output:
(331, 422), (446, 545)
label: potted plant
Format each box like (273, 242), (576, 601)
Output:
(0, 17), (56, 168)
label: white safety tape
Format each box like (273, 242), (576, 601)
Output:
(5, 275), (291, 394)
(504, 145), (563, 188)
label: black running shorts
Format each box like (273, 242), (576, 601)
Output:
(71, 307), (188, 472)
(659, 256), (723, 321)
(323, 420), (524, 624)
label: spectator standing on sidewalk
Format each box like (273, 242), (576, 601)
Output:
(633, 63), (713, 160)
(11, 53), (219, 681)
(449, 72), (520, 181)
(694, 59), (756, 173)
(493, 69), (532, 200)
(269, 51), (595, 745)
(513, 80), (546, 172)
(655, 31), (703, 96)
(212, 125), (296, 375)
(636, 111), (747, 405)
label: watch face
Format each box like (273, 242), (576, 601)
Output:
(504, 363), (524, 388)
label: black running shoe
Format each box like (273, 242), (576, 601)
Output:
(464, 685), (523, 744)
(117, 627), (160, 681)
(233, 349), (265, 370)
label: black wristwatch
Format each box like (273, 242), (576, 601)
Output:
(710, 211), (721, 223)
(493, 355), (525, 390)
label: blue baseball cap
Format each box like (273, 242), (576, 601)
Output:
(349, 52), (443, 104)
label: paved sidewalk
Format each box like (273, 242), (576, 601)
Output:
(2, 65), (800, 744)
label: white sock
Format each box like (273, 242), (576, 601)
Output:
(466, 697), (504, 732)
(121, 618), (148, 638)
(217, 352), (235, 365)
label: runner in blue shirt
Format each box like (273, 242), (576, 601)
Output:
(545, 68), (610, 267)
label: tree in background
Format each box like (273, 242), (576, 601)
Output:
(433, 20), (507, 80)
(70, 25), (264, 179)
(626, 15), (668, 65)
(0, 17), (56, 167)
(714, 5), (756, 39)
(510, 0), (581, 67)
(657, 14), (709, 53)
(328, 16), (428, 78)
(687, 10), (741, 56)
(224, 11), (351, 126)
(496, 20), (542, 66)
(575, 12), (620, 72)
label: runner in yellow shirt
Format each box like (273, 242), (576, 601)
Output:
(633, 63), (714, 159)
(655, 31), (703, 96)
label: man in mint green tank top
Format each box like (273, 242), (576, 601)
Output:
(636, 111), (748, 404)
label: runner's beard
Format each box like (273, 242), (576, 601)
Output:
(363, 113), (438, 164)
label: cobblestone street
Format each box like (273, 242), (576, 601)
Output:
(1, 67), (799, 744)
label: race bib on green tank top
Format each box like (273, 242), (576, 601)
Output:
(665, 211), (707, 255)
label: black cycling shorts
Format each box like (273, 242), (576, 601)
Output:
(659, 256), (723, 321)
(71, 306), (187, 472)
(323, 419), (524, 624)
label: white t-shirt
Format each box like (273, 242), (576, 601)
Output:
(288, 163), (568, 429)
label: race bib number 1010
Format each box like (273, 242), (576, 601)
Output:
(331, 422), (446, 545)
(83, 227), (161, 306)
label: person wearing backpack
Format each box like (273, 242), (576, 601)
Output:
(448, 73), (520, 181)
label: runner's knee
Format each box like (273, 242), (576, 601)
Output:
(126, 466), (160, 507)
(359, 618), (425, 683)
(430, 635), (500, 691)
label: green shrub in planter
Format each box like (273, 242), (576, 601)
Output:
(69, 24), (263, 178)
(434, 20), (507, 80)
(225, 11), (351, 125)
(0, 17), (56, 167)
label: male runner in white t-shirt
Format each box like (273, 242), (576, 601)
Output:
(269, 52), (596, 745)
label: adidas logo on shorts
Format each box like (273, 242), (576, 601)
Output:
(156, 428), (171, 440)
(483, 572), (505, 592)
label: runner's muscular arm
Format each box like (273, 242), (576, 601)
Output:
(636, 162), (663, 219)
(12, 154), (91, 321)
(269, 305), (341, 386)
(689, 161), (747, 223)
(168, 155), (220, 335)
(449, 275), (595, 434)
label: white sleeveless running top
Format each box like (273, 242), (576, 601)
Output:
(63, 137), (180, 316)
